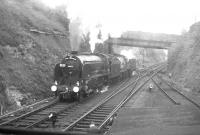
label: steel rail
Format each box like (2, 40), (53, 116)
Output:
(0, 64), (164, 135)
(25, 102), (78, 129)
(98, 66), (164, 130)
(157, 75), (200, 109)
(0, 66), (162, 135)
(138, 63), (162, 75)
(0, 98), (59, 126)
(5, 76), (134, 129)
(0, 97), (54, 119)
(62, 79), (139, 131)
(1, 76), (134, 129)
(62, 70), (147, 131)
(27, 76), (137, 129)
(151, 78), (180, 105)
(63, 65), (164, 132)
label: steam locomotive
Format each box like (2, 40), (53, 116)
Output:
(51, 52), (133, 101)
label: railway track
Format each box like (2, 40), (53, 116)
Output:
(0, 65), (164, 135)
(151, 75), (200, 110)
(151, 78), (180, 105)
(0, 75), (137, 131)
(0, 100), (78, 128)
(60, 66), (164, 134)
(108, 73), (200, 135)
(0, 97), (55, 124)
(0, 71), (140, 126)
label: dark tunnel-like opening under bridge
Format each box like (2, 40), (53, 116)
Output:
(104, 37), (175, 68)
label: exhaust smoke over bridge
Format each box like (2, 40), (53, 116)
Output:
(113, 46), (168, 67)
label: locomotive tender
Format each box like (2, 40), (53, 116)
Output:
(51, 52), (131, 101)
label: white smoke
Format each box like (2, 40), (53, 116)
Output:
(69, 17), (83, 51)
(120, 49), (136, 60)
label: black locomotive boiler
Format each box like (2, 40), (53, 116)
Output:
(51, 52), (131, 101)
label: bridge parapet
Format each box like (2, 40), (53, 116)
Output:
(105, 38), (174, 49)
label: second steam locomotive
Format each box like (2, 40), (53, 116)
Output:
(51, 51), (134, 101)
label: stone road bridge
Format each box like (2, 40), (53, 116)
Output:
(105, 37), (175, 51)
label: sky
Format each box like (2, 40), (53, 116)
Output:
(40, 0), (200, 35)
(40, 0), (200, 55)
